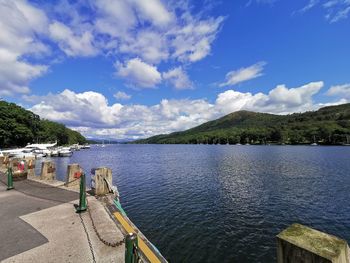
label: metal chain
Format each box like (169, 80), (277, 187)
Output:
(87, 199), (125, 247)
(0, 172), (125, 248)
(79, 212), (97, 263)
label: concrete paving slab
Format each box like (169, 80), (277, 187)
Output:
(0, 173), (124, 263)
(2, 197), (124, 263)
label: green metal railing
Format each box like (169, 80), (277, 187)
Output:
(6, 167), (14, 190)
(76, 172), (87, 213)
(125, 233), (139, 263)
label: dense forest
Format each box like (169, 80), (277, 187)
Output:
(0, 101), (86, 148)
(133, 103), (350, 145)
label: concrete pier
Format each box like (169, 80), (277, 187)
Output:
(0, 171), (124, 263)
(40, 161), (56, 180)
(0, 160), (167, 263)
(277, 223), (350, 263)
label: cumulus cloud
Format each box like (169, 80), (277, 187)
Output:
(0, 0), (225, 96)
(171, 16), (225, 62)
(219, 62), (266, 87)
(327, 83), (350, 99)
(114, 91), (132, 100)
(0, 0), (49, 96)
(116, 58), (162, 88)
(29, 81), (332, 140)
(163, 67), (193, 90)
(119, 30), (169, 64)
(49, 21), (98, 57)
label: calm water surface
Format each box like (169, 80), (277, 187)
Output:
(36, 145), (350, 262)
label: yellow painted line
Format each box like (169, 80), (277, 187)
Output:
(138, 238), (161, 263)
(114, 212), (134, 234)
(113, 212), (161, 263)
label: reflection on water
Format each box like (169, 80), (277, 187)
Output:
(35, 145), (350, 262)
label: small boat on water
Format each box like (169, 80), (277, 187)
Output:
(50, 149), (59, 157)
(310, 143), (318, 146)
(59, 147), (73, 157)
(81, 144), (91, 149)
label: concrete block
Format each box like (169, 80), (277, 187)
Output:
(277, 223), (350, 263)
(40, 161), (56, 180)
(93, 167), (112, 196)
(65, 163), (82, 187)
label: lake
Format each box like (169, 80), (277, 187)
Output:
(35, 144), (350, 262)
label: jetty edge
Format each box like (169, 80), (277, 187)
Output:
(0, 156), (167, 263)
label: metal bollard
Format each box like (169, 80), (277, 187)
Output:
(125, 233), (139, 263)
(7, 167), (14, 190)
(76, 172), (87, 213)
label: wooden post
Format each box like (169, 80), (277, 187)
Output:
(93, 167), (112, 196)
(277, 223), (350, 263)
(26, 157), (36, 178)
(0, 156), (4, 169)
(65, 163), (82, 187)
(40, 161), (56, 180)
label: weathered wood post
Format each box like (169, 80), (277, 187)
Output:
(65, 163), (82, 187)
(277, 223), (350, 263)
(9, 158), (28, 181)
(0, 156), (4, 169)
(1, 156), (9, 169)
(40, 161), (56, 180)
(93, 167), (113, 196)
(26, 157), (36, 178)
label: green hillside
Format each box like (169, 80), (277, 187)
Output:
(0, 101), (86, 147)
(133, 103), (350, 145)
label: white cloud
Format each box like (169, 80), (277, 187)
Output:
(0, 49), (47, 96)
(171, 16), (225, 62)
(114, 91), (132, 100)
(0, 0), (49, 96)
(119, 30), (169, 63)
(0, 0), (225, 96)
(94, 0), (137, 38)
(49, 21), (98, 57)
(163, 67), (193, 90)
(116, 58), (162, 88)
(28, 81), (335, 140)
(219, 62), (266, 87)
(299, 0), (350, 22)
(131, 0), (173, 27)
(327, 83), (350, 98)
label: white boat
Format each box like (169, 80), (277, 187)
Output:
(59, 147), (73, 157)
(50, 149), (59, 157)
(0, 141), (57, 158)
(81, 144), (91, 149)
(310, 143), (318, 146)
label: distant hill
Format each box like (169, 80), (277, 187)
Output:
(0, 101), (86, 147)
(133, 103), (350, 145)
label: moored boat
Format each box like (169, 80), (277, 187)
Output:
(59, 147), (73, 157)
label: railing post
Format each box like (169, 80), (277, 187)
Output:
(6, 167), (14, 190)
(76, 172), (87, 213)
(125, 233), (138, 263)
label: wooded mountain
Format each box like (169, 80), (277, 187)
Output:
(133, 103), (350, 145)
(0, 101), (86, 147)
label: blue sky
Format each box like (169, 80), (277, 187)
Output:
(1, 0), (350, 139)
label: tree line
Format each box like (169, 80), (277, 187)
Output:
(0, 101), (86, 148)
